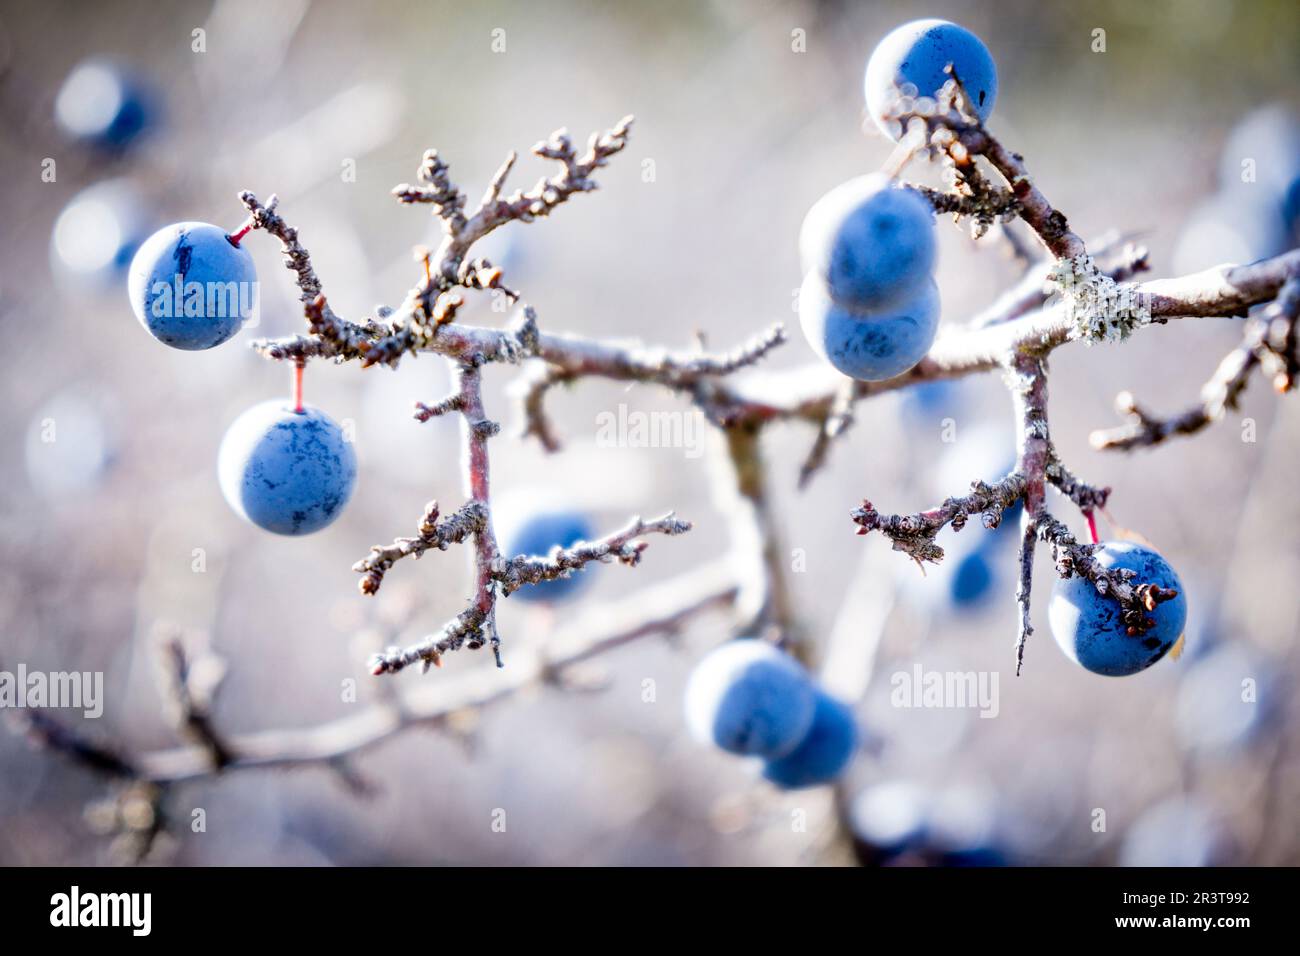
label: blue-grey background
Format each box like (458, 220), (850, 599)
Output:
(1, 0), (1297, 865)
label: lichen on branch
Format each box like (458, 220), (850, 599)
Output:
(1049, 253), (1153, 344)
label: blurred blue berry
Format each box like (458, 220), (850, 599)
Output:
(55, 58), (157, 152)
(684, 639), (815, 758)
(498, 506), (595, 604)
(950, 547), (996, 607)
(25, 388), (115, 497)
(762, 689), (858, 788)
(1173, 191), (1292, 274)
(848, 780), (930, 862)
(50, 179), (152, 291)
(901, 379), (962, 423)
(1218, 104), (1300, 204)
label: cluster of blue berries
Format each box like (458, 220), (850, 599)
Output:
(819, 20), (1191, 682)
(798, 176), (939, 382)
(684, 640), (857, 789)
(798, 19), (996, 383)
(122, 221), (598, 557)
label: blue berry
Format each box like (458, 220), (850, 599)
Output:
(128, 222), (258, 350)
(950, 546), (996, 607)
(940, 845), (1008, 867)
(865, 19), (998, 140)
(1285, 177), (1300, 242)
(1172, 192), (1291, 274)
(901, 379), (963, 424)
(762, 689), (858, 789)
(50, 179), (152, 292)
(497, 505), (595, 604)
(935, 420), (1015, 491)
(799, 175), (936, 311)
(799, 274), (939, 382)
(55, 58), (156, 152)
(925, 785), (1008, 867)
(1048, 541), (1188, 677)
(899, 528), (1003, 615)
(1218, 104), (1300, 204)
(934, 420), (1022, 541)
(1197, 105), (1300, 264)
(848, 780), (930, 861)
(684, 640), (815, 758)
(218, 401), (357, 536)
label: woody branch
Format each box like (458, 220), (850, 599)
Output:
(12, 560), (740, 793)
(847, 75), (1259, 671)
(240, 118), (757, 671)
(235, 110), (1297, 681)
(13, 99), (1300, 862)
(1091, 276), (1300, 450)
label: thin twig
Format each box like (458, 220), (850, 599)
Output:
(26, 566), (740, 784)
(353, 500), (487, 596)
(496, 512), (692, 595)
(1091, 277), (1300, 450)
(851, 473), (1027, 565)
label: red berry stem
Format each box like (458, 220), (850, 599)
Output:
(1084, 508), (1100, 545)
(293, 359), (305, 413)
(227, 220), (254, 247)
